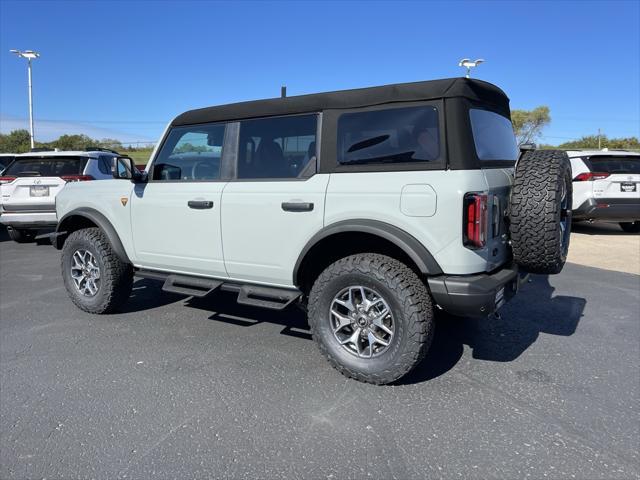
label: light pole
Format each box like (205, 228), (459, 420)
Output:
(10, 49), (40, 149)
(458, 58), (484, 78)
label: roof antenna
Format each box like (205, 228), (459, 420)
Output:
(281, 85), (287, 98)
(458, 58), (484, 78)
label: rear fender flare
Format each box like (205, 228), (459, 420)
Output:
(293, 219), (443, 285)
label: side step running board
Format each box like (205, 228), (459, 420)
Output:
(236, 285), (301, 310)
(162, 274), (222, 297)
(136, 268), (300, 308)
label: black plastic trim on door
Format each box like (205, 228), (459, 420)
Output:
(188, 200), (214, 209)
(281, 202), (314, 212)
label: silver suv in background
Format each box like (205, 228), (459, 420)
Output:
(569, 149), (640, 232)
(0, 148), (123, 242)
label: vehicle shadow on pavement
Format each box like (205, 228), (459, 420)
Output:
(400, 274), (587, 385)
(571, 222), (630, 236)
(124, 274), (586, 385)
(0, 226), (55, 245)
(120, 278), (188, 313)
(185, 292), (312, 341)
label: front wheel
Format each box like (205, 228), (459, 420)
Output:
(61, 228), (133, 314)
(620, 221), (640, 233)
(308, 254), (434, 385)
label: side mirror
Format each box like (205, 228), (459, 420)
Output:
(112, 156), (144, 182)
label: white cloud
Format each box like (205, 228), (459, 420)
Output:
(0, 114), (156, 145)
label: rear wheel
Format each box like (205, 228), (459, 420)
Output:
(620, 221), (640, 233)
(509, 149), (572, 274)
(308, 253), (434, 385)
(61, 228), (133, 314)
(7, 227), (37, 243)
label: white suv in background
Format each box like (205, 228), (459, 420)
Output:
(0, 148), (124, 242)
(569, 150), (640, 232)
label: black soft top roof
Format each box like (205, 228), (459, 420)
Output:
(172, 77), (509, 126)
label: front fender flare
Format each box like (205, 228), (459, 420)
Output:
(55, 207), (130, 264)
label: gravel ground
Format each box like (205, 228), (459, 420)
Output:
(1, 227), (639, 479)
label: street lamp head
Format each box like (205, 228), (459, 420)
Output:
(10, 49), (40, 60)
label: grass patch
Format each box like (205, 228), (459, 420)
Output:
(125, 149), (154, 165)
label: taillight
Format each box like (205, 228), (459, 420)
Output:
(463, 193), (488, 249)
(0, 176), (16, 184)
(60, 175), (94, 182)
(574, 172), (610, 181)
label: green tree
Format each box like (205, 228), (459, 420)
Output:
(0, 129), (32, 153)
(511, 106), (551, 145)
(99, 138), (123, 150)
(558, 135), (640, 150)
(52, 134), (95, 150)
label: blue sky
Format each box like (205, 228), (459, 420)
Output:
(1, 0), (638, 145)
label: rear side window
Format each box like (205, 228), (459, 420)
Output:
(153, 123), (225, 181)
(338, 106), (440, 165)
(3, 157), (88, 177)
(238, 114), (317, 179)
(98, 155), (112, 175)
(584, 155), (640, 174)
(469, 109), (518, 162)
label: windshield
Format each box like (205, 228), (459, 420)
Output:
(583, 155), (640, 174)
(2, 156), (88, 177)
(469, 108), (518, 162)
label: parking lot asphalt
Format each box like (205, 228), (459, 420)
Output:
(568, 222), (640, 275)
(1, 227), (639, 479)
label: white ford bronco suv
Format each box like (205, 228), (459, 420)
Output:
(52, 78), (572, 384)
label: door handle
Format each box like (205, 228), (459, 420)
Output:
(188, 200), (214, 209)
(281, 202), (314, 212)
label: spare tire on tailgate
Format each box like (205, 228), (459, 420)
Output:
(509, 150), (572, 274)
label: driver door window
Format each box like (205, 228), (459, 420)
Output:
(130, 121), (228, 277)
(152, 123), (225, 181)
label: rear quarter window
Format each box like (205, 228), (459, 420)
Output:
(97, 155), (113, 175)
(337, 106), (440, 165)
(469, 109), (518, 162)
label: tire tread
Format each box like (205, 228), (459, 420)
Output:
(308, 253), (434, 385)
(510, 150), (572, 274)
(61, 228), (132, 314)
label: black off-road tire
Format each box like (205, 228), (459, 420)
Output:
(620, 221), (640, 233)
(509, 150), (572, 274)
(61, 228), (133, 314)
(308, 254), (434, 385)
(7, 227), (37, 243)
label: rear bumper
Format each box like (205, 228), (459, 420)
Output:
(0, 211), (58, 228)
(573, 198), (640, 222)
(427, 264), (527, 318)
